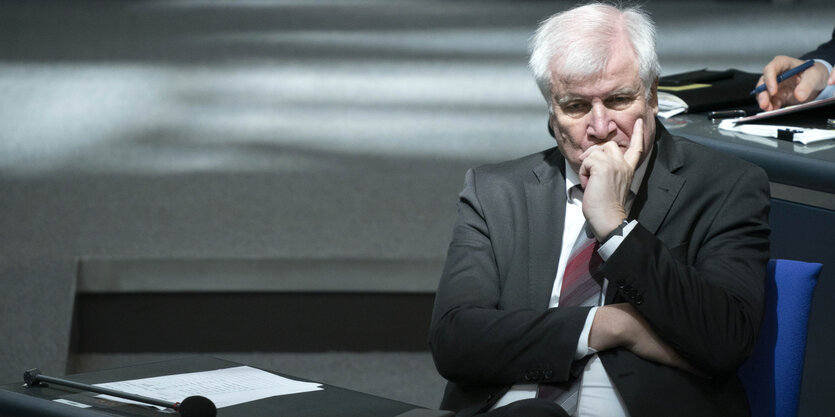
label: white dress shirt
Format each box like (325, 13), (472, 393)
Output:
(492, 154), (649, 417)
(813, 59), (834, 100)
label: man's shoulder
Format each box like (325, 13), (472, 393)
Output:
(470, 147), (562, 183)
(664, 132), (768, 181)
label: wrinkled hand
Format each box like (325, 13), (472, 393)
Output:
(589, 303), (706, 377)
(578, 118), (644, 241)
(756, 55), (830, 111)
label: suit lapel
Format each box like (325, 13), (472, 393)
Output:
(632, 138), (685, 233)
(607, 123), (685, 304)
(524, 149), (566, 310)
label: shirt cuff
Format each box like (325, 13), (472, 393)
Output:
(813, 59), (834, 100)
(576, 220), (638, 358)
(597, 220), (638, 261)
(575, 307), (599, 359)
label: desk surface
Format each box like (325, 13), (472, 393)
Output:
(0, 356), (450, 417)
(662, 114), (835, 195)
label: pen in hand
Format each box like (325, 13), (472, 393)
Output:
(750, 59), (816, 96)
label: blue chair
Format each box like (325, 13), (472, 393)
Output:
(738, 259), (822, 417)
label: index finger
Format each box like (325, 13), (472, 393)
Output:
(762, 59), (782, 96)
(624, 118), (644, 169)
(755, 76), (771, 110)
(762, 56), (794, 94)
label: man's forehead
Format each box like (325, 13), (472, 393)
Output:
(553, 81), (642, 102)
(549, 43), (644, 100)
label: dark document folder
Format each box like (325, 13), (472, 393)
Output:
(658, 69), (760, 113)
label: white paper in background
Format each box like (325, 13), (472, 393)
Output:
(718, 119), (835, 145)
(657, 91), (688, 119)
(94, 366), (322, 410)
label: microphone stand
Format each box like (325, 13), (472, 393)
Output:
(24, 368), (216, 417)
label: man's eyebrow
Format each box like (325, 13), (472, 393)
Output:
(555, 94), (585, 106)
(610, 87), (640, 96)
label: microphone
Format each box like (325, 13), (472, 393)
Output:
(23, 368), (217, 417)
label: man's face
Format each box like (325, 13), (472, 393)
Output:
(548, 42), (658, 174)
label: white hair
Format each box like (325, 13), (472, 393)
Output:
(529, 2), (661, 107)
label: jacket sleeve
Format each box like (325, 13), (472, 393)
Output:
(429, 168), (591, 387)
(801, 27), (835, 64)
(602, 164), (770, 375)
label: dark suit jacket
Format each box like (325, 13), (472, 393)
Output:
(801, 27), (835, 63)
(429, 122), (770, 417)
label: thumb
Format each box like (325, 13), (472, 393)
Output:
(794, 74), (821, 103)
(794, 82), (813, 102)
(624, 118), (644, 169)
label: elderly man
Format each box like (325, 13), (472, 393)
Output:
(429, 3), (770, 417)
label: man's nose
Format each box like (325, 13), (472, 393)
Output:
(587, 103), (615, 141)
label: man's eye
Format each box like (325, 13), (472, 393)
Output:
(607, 95), (635, 108)
(562, 102), (590, 114)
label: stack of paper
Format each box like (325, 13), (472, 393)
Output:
(717, 96), (835, 145)
(718, 120), (835, 145)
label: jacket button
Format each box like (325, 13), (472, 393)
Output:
(617, 280), (626, 288)
(544, 370), (553, 379)
(635, 295), (644, 305)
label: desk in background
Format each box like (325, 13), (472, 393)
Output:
(0, 356), (451, 417)
(663, 113), (835, 197)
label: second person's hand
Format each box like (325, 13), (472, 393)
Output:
(756, 55), (830, 111)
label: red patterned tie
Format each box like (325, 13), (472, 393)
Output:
(537, 227), (604, 409)
(559, 235), (603, 307)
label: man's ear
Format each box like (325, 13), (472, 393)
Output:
(547, 112), (556, 138)
(650, 78), (659, 115)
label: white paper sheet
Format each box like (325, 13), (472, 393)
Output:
(95, 365), (322, 410)
(718, 119), (835, 145)
(657, 91), (688, 119)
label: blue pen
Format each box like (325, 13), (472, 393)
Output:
(750, 59), (816, 96)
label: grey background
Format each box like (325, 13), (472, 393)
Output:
(1, 0), (833, 415)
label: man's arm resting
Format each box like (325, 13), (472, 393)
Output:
(580, 221), (703, 374)
(582, 221), (701, 375)
(588, 303), (704, 376)
(600, 165), (769, 375)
